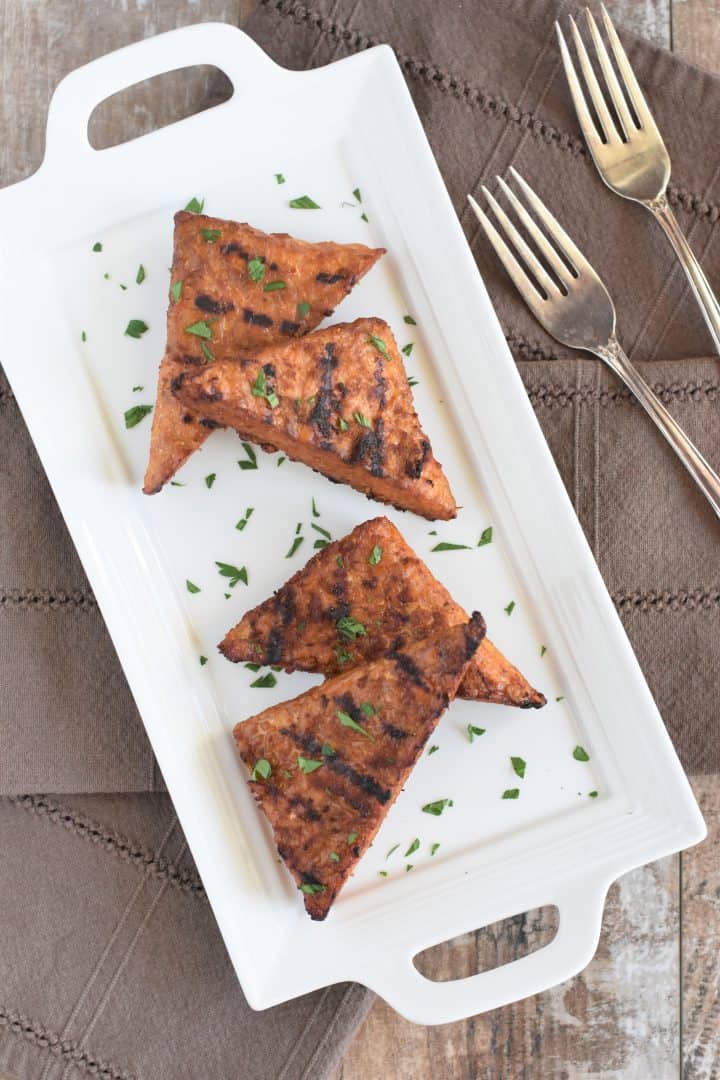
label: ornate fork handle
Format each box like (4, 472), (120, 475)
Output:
(596, 335), (720, 518)
(647, 194), (720, 353)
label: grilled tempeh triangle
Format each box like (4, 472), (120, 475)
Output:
(143, 213), (384, 493)
(221, 516), (545, 709)
(234, 613), (486, 919)
(172, 318), (456, 519)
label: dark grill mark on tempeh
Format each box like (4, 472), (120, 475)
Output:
(316, 271), (347, 284)
(350, 419), (385, 477)
(200, 418), (222, 429)
(265, 628), (283, 664)
(182, 413), (193, 424)
(243, 308), (273, 327)
(381, 721), (410, 741)
(197, 383), (224, 402)
(180, 353), (205, 366)
(406, 439), (431, 479)
(220, 243), (249, 259)
(309, 343), (339, 439)
(264, 782), (321, 824)
(195, 294), (234, 314)
(372, 356), (387, 409)
(279, 727), (390, 805)
(280, 320), (300, 335)
(388, 650), (429, 691)
(277, 587), (296, 627)
(170, 374), (185, 394)
(262, 363), (276, 377)
(300, 870), (324, 886)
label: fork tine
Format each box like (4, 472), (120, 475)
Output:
(584, 8), (635, 136)
(599, 3), (655, 130)
(554, 21), (605, 155)
(480, 184), (562, 299)
(507, 167), (602, 284)
(567, 15), (619, 142)
(466, 194), (548, 324)
(494, 175), (574, 288)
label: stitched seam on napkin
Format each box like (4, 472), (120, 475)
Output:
(613, 589), (720, 612)
(525, 381), (720, 405)
(257, 0), (720, 226)
(0, 1008), (135, 1080)
(0, 590), (97, 609)
(9, 796), (205, 896)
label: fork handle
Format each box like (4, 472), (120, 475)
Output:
(647, 194), (720, 354)
(596, 336), (720, 519)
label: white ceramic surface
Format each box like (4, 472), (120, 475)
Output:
(0, 22), (704, 1024)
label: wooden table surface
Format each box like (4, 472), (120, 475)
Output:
(1, 2), (718, 1078)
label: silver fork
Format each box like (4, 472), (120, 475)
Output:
(468, 168), (720, 519)
(556, 5), (720, 353)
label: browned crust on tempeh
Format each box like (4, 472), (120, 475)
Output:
(233, 613), (486, 919)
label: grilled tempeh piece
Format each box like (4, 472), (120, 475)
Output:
(222, 516), (545, 709)
(234, 612), (486, 919)
(172, 318), (456, 520)
(143, 213), (385, 493)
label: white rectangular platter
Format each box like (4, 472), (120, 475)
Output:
(0, 22), (705, 1025)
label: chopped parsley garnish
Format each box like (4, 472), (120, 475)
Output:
(201, 228), (221, 243)
(336, 709), (373, 739)
(432, 541), (470, 552)
(378, 870), (388, 877)
(540, 645), (547, 657)
(124, 404), (152, 428)
(299, 882), (326, 895)
(171, 481), (185, 487)
(125, 319), (149, 339)
(403, 315), (417, 325)
(275, 173), (286, 185)
(199, 655), (208, 666)
(329, 852), (340, 862)
(353, 187), (362, 202)
(478, 526), (493, 547)
(248, 256), (265, 283)
(404, 838), (420, 857)
(347, 832), (358, 845)
(467, 724), (486, 743)
(298, 756), (323, 774)
(81, 330), (87, 342)
(511, 756), (526, 779)
(136, 264), (146, 284)
(556, 695), (565, 703)
(368, 335), (391, 360)
(263, 280), (286, 292)
(405, 864), (414, 873)
(428, 745), (439, 755)
(504, 600), (516, 615)
(289, 195), (321, 209)
(422, 798), (452, 816)
(251, 758), (271, 780)
(337, 616), (366, 640)
(185, 320), (214, 339)
(338, 418), (349, 432)
(311, 499), (320, 521)
(104, 273), (110, 279)
(401, 343), (413, 357)
(335, 645), (354, 665)
(502, 788), (520, 800)
(286, 535), (304, 558)
(171, 280), (183, 302)
(184, 196), (205, 213)
(430, 843), (440, 856)
(200, 341), (214, 363)
(236, 507), (254, 531)
(314, 539), (328, 550)
(205, 473), (216, 489)
(354, 412), (372, 428)
(361, 212), (369, 222)
(92, 241), (102, 252)
(407, 376), (419, 388)
(245, 663), (261, 672)
(573, 745), (590, 762)
(215, 561), (248, 587)
(276, 455), (286, 467)
(386, 844), (400, 859)
(369, 545), (382, 565)
(238, 443), (258, 470)
(185, 580), (200, 594)
(359, 703), (376, 716)
(132, 385), (143, 392)
(119, 283), (128, 291)
(311, 522), (332, 541)
(297, 301), (311, 319)
(251, 672), (277, 689)
(251, 368), (279, 409)
(589, 790), (598, 798)
(321, 743), (335, 757)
